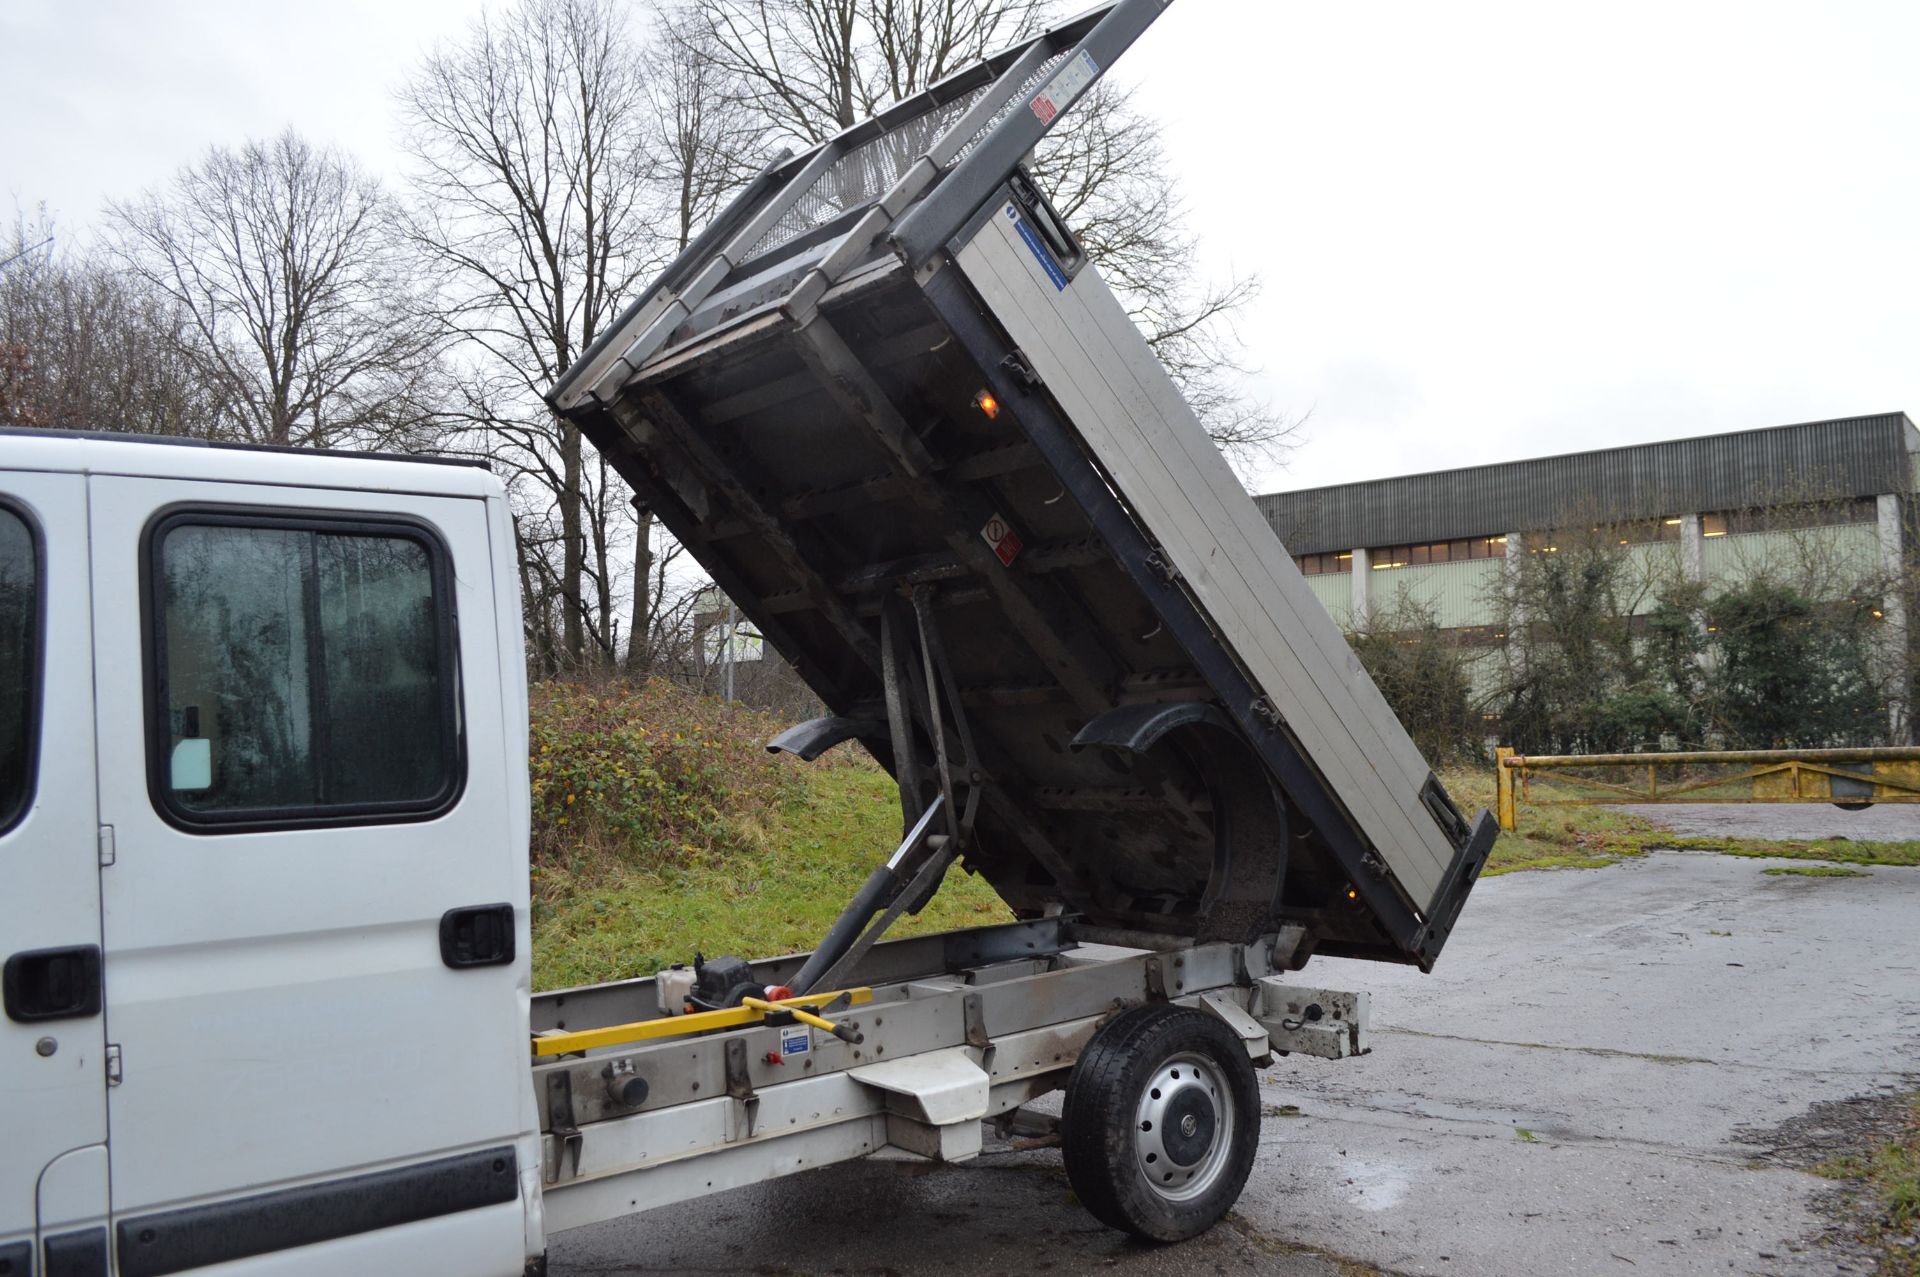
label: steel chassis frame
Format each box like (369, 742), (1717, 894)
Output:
(529, 918), (1366, 1237)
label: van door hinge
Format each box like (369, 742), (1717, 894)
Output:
(105, 1044), (123, 1086)
(98, 825), (115, 867)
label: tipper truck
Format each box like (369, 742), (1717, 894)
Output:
(1, 2), (1495, 1272)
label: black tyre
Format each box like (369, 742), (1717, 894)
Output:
(1061, 1003), (1261, 1242)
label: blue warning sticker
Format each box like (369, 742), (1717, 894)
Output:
(779, 1024), (810, 1057)
(1007, 203), (1070, 291)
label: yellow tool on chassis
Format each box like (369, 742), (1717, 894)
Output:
(530, 989), (875, 1057)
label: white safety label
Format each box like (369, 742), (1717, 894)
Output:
(1030, 50), (1099, 125)
(780, 1024), (810, 1058)
(980, 513), (1023, 567)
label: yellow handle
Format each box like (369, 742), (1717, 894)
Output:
(742, 996), (864, 1044)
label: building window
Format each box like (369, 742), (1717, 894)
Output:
(1367, 535), (1506, 570)
(0, 504), (40, 837)
(1294, 551), (1353, 577)
(1702, 499), (1877, 538)
(147, 511), (464, 831)
(1615, 518), (1684, 545)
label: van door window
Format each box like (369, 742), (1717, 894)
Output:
(148, 512), (462, 829)
(0, 505), (39, 835)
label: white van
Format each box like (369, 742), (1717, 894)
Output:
(3, 431), (540, 1276)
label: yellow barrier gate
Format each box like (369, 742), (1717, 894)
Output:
(1493, 746), (1920, 831)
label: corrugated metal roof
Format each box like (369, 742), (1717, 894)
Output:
(1257, 413), (1918, 555)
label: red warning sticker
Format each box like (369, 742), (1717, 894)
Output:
(980, 514), (1023, 567)
(1030, 50), (1099, 125)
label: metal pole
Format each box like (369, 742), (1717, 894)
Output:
(1495, 746), (1517, 831)
(723, 601), (737, 705)
(1501, 745), (1920, 768)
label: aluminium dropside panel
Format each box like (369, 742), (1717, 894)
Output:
(948, 206), (1456, 907)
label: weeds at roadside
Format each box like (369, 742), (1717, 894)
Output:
(1763, 865), (1871, 878)
(1806, 1094), (1920, 1277)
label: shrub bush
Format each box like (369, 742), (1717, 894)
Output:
(527, 679), (804, 877)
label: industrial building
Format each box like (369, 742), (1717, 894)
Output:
(1255, 412), (1915, 645)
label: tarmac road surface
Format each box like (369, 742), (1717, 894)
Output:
(549, 844), (1920, 1276)
(1617, 800), (1920, 842)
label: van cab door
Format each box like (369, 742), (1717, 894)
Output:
(87, 474), (534, 1276)
(0, 470), (110, 1273)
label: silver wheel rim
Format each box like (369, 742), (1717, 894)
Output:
(1133, 1050), (1234, 1202)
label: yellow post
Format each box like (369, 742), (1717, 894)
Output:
(1495, 747), (1518, 831)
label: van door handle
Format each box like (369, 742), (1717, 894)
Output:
(4, 944), (103, 1022)
(439, 904), (515, 969)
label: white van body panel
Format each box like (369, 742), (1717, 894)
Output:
(0, 466), (109, 1260)
(0, 432), (503, 500)
(89, 473), (527, 1212)
(36, 1144), (110, 1234)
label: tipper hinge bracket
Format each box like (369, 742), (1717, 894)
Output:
(963, 992), (990, 1050)
(725, 1037), (761, 1140)
(1000, 350), (1042, 391)
(1144, 955), (1170, 1001)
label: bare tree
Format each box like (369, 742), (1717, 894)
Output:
(106, 132), (437, 451)
(688, 0), (1299, 468)
(400, 0), (663, 673)
(602, 6), (774, 671)
(691, 0), (1049, 139)
(650, 4), (771, 246)
(0, 209), (218, 436)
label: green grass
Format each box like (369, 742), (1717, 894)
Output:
(1442, 768), (1920, 879)
(1761, 864), (1870, 877)
(532, 765), (1010, 990)
(1702, 837), (1920, 868)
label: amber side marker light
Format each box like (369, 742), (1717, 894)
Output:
(972, 389), (1000, 419)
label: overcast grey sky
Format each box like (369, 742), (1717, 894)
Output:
(4, 0), (1916, 496)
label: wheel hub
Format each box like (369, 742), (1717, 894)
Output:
(1133, 1051), (1235, 1201)
(1159, 1089), (1217, 1165)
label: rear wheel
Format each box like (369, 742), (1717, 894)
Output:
(1061, 1003), (1261, 1241)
